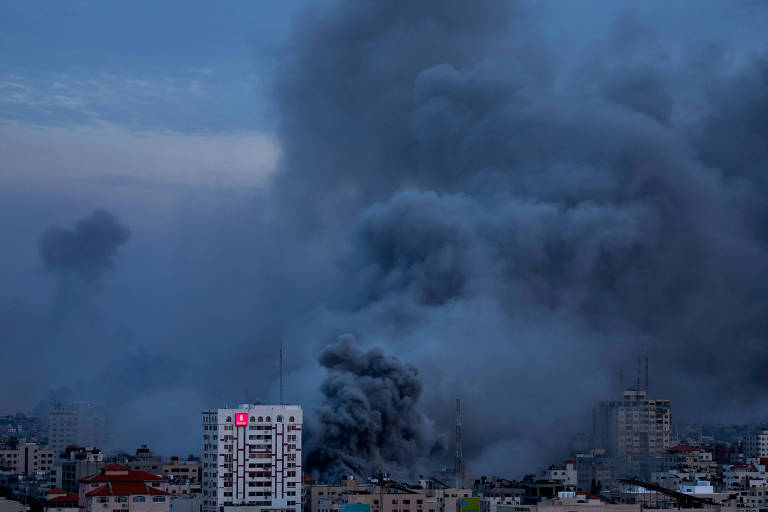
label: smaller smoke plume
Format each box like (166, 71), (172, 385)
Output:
(39, 209), (130, 282)
(306, 335), (446, 482)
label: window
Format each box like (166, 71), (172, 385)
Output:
(225, 416), (232, 422)
(152, 497), (166, 502)
(250, 416), (256, 422)
(265, 416), (271, 422)
(289, 416), (295, 422)
(133, 497), (146, 503)
(277, 415), (283, 422)
(258, 416), (263, 422)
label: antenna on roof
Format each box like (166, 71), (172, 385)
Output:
(279, 344), (284, 405)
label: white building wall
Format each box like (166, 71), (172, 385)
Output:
(202, 405), (302, 512)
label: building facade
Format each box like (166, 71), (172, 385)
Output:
(0, 441), (54, 475)
(202, 404), (302, 512)
(60, 446), (105, 493)
(45, 487), (80, 512)
(594, 389), (671, 457)
(48, 403), (108, 458)
(743, 431), (768, 459)
(78, 463), (170, 512)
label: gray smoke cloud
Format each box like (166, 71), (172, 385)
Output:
(305, 335), (446, 481)
(39, 209), (130, 282)
(270, 0), (768, 474)
(4, 0), (768, 478)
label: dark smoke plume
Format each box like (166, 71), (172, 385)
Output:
(39, 209), (130, 282)
(305, 335), (446, 481)
(5, 0), (768, 476)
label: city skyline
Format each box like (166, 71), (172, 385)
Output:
(4, 0), (768, 481)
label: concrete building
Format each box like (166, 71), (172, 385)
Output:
(542, 461), (577, 487)
(0, 441), (54, 475)
(594, 389), (671, 457)
(304, 477), (470, 512)
(202, 404), (302, 512)
(122, 445), (164, 474)
(48, 403), (108, 458)
(44, 487), (80, 512)
(743, 431), (768, 460)
(162, 457), (200, 484)
(78, 463), (170, 512)
(60, 445), (105, 493)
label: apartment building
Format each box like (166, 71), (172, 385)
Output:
(594, 389), (671, 457)
(201, 404), (302, 512)
(162, 457), (200, 483)
(0, 441), (54, 475)
(60, 446), (105, 493)
(48, 403), (108, 458)
(744, 431), (768, 459)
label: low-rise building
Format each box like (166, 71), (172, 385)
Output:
(542, 461), (577, 487)
(45, 487), (79, 512)
(78, 463), (170, 512)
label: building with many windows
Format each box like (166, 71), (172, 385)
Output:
(48, 403), (108, 459)
(594, 389), (671, 457)
(0, 440), (54, 475)
(743, 430), (768, 460)
(201, 404), (302, 512)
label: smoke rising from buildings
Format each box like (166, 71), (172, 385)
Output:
(3, 0), (768, 477)
(305, 335), (445, 481)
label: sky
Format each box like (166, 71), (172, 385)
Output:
(2, 0), (768, 480)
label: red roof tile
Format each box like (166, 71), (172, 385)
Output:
(47, 488), (67, 495)
(80, 468), (165, 483)
(668, 445), (698, 452)
(47, 493), (79, 503)
(101, 463), (130, 471)
(86, 482), (170, 497)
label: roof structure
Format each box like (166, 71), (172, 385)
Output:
(79, 463), (169, 497)
(46, 488), (79, 503)
(80, 464), (165, 483)
(86, 482), (170, 497)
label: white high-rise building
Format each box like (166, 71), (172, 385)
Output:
(202, 404), (302, 512)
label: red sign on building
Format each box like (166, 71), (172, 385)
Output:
(235, 413), (248, 426)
